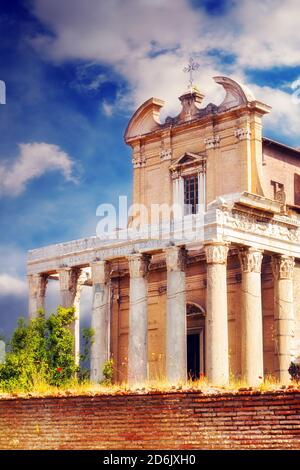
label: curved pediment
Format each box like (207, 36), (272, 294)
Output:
(124, 97), (164, 142)
(213, 76), (256, 111)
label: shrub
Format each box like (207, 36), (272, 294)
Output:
(0, 307), (79, 391)
(288, 360), (300, 383)
(101, 359), (114, 385)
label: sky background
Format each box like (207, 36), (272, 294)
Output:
(1, 0), (300, 340)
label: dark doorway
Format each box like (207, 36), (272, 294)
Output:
(187, 333), (200, 380)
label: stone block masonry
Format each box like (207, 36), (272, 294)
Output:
(0, 390), (299, 450)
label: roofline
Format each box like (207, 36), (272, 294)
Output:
(263, 137), (300, 156)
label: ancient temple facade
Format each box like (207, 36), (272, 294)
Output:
(27, 76), (300, 387)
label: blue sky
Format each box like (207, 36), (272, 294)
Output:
(0, 0), (300, 339)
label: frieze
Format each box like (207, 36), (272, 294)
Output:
(221, 209), (300, 243)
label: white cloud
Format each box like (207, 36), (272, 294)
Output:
(0, 245), (26, 298)
(29, 0), (300, 140)
(251, 83), (300, 139)
(0, 274), (27, 297)
(102, 100), (114, 117)
(0, 142), (75, 197)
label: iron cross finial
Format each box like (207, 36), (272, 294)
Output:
(183, 57), (200, 89)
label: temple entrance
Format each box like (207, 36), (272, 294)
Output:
(186, 303), (205, 380)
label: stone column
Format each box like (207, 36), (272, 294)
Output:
(272, 255), (295, 384)
(165, 246), (187, 384)
(127, 253), (150, 385)
(58, 267), (81, 362)
(90, 260), (111, 383)
(204, 242), (229, 386)
(58, 267), (80, 308)
(238, 247), (264, 386)
(28, 273), (48, 319)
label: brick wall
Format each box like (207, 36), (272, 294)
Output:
(0, 390), (299, 450)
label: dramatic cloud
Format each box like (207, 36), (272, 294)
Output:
(0, 245), (27, 298)
(28, 0), (300, 141)
(0, 142), (75, 197)
(0, 274), (27, 297)
(251, 84), (300, 140)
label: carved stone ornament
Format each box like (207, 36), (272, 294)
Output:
(204, 243), (229, 264)
(127, 253), (151, 278)
(234, 128), (251, 140)
(204, 135), (220, 150)
(238, 247), (263, 273)
(274, 188), (286, 206)
(221, 210), (300, 243)
(160, 148), (172, 161)
(28, 273), (48, 297)
(272, 255), (295, 280)
(58, 267), (80, 293)
(132, 154), (146, 168)
(165, 246), (187, 272)
(90, 260), (110, 285)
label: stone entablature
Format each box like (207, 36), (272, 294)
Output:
(27, 192), (300, 275)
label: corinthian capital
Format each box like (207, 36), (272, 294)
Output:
(28, 273), (48, 297)
(204, 242), (229, 264)
(90, 260), (110, 285)
(58, 267), (80, 293)
(272, 255), (295, 280)
(238, 247), (263, 273)
(165, 246), (186, 272)
(128, 253), (151, 279)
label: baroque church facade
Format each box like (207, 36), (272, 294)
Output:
(27, 76), (300, 387)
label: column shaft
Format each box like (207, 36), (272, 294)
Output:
(239, 248), (264, 386)
(28, 273), (47, 319)
(127, 254), (150, 385)
(165, 246), (187, 384)
(58, 267), (81, 364)
(90, 261), (111, 383)
(205, 243), (229, 385)
(272, 255), (295, 384)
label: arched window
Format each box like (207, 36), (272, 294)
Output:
(186, 302), (205, 316)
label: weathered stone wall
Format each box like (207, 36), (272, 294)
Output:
(0, 390), (299, 450)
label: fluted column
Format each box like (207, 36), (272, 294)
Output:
(165, 246), (187, 384)
(239, 247), (264, 386)
(127, 253), (150, 385)
(58, 267), (81, 362)
(272, 255), (295, 384)
(90, 260), (111, 383)
(28, 273), (48, 319)
(204, 242), (229, 385)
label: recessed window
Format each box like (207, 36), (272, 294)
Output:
(184, 175), (198, 214)
(270, 180), (284, 198)
(295, 173), (300, 206)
